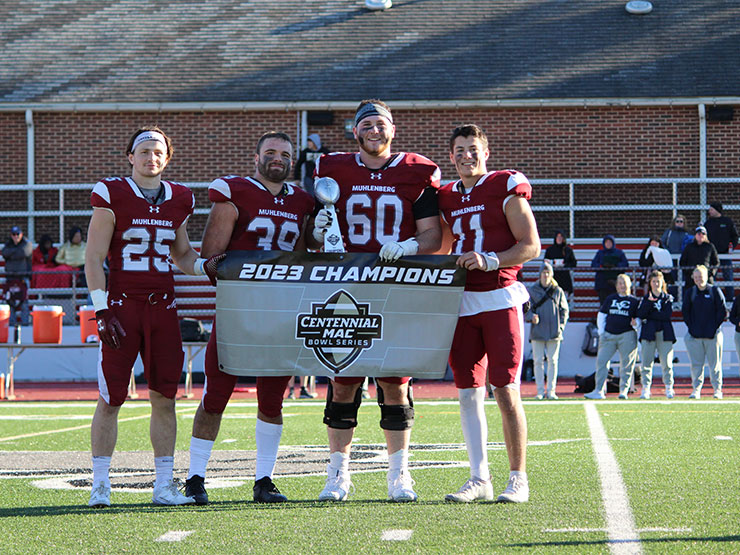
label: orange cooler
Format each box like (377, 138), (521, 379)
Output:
(32, 306), (65, 343)
(78, 305), (99, 343)
(0, 304), (9, 343)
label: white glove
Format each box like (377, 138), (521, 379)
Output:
(312, 208), (333, 243)
(482, 252), (499, 271)
(379, 238), (419, 262)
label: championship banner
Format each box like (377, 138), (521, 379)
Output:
(214, 251), (466, 379)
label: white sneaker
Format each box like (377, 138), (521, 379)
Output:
(497, 474), (529, 503)
(318, 468), (352, 501)
(546, 393), (559, 400)
(88, 481), (111, 508)
(640, 390), (651, 400)
(388, 471), (418, 502)
(534, 394), (544, 400)
(618, 393), (628, 400)
(714, 390), (723, 399)
(444, 478), (493, 503)
(584, 391), (605, 400)
(152, 480), (195, 505)
(688, 390), (701, 400)
(666, 388), (675, 399)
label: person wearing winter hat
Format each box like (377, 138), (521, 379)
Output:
(294, 133), (329, 196)
(526, 262), (569, 399)
(703, 201), (739, 299)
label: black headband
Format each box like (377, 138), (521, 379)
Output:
(354, 103), (393, 127)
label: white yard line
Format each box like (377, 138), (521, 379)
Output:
(381, 530), (413, 541)
(155, 531), (195, 542)
(584, 402), (643, 555)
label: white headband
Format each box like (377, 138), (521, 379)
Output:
(132, 131), (167, 152)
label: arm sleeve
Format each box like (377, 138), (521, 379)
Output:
(411, 186), (439, 220)
(597, 312), (607, 336)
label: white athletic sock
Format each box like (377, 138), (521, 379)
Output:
(255, 419), (282, 481)
(458, 387), (490, 482)
(188, 436), (214, 479)
(387, 448), (409, 476)
(510, 470), (527, 481)
(92, 456), (111, 487)
(154, 456), (174, 486)
(329, 451), (350, 476)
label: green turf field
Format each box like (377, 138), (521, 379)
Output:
(1, 399), (738, 554)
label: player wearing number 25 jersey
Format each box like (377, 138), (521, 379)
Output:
(85, 127), (215, 509)
(439, 124), (540, 506)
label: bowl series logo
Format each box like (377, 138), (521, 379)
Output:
(296, 289), (383, 373)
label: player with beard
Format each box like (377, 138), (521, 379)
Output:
(438, 124), (540, 504)
(310, 99), (442, 502)
(86, 126), (221, 508)
(185, 132), (315, 504)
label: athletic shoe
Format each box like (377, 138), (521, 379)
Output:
(388, 470), (418, 502)
(618, 393), (628, 400)
(666, 388), (675, 399)
(487, 385), (495, 399)
(253, 476), (288, 503)
(184, 475), (208, 505)
(584, 391), (605, 400)
(153, 479), (195, 505)
(496, 474), (529, 503)
(689, 390), (701, 400)
(640, 391), (651, 400)
(318, 469), (352, 501)
(535, 394), (544, 400)
(88, 481), (111, 508)
(361, 390), (372, 400)
(546, 393), (559, 400)
(299, 387), (317, 399)
(444, 478), (494, 503)
(287, 390), (296, 400)
(714, 390), (723, 400)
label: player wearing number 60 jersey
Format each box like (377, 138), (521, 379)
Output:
(85, 126), (220, 509)
(309, 99), (442, 504)
(438, 124), (540, 505)
(185, 132), (315, 506)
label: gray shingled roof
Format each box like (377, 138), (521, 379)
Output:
(1, 0), (738, 103)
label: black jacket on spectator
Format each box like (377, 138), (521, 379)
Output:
(703, 215), (739, 254)
(1, 237), (32, 279)
(682, 285), (726, 339)
(728, 294), (740, 333)
(543, 231), (577, 294)
(637, 291), (676, 343)
(679, 240), (719, 284)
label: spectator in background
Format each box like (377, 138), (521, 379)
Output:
(32, 234), (58, 268)
(728, 292), (740, 375)
(526, 262), (569, 400)
(679, 226), (719, 287)
(543, 230), (577, 296)
(636, 270), (676, 399)
(32, 234), (69, 289)
(682, 265), (727, 399)
(1, 225), (32, 326)
(56, 226), (87, 286)
(661, 214), (692, 255)
(703, 201), (738, 299)
(591, 234), (628, 304)
(294, 133), (329, 196)
(638, 235), (673, 293)
(584, 274), (639, 400)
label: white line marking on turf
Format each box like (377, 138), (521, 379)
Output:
(381, 530), (413, 541)
(714, 435), (732, 441)
(584, 402), (643, 554)
(155, 531), (195, 542)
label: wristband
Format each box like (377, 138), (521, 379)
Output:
(90, 289), (108, 312)
(483, 252), (500, 271)
(194, 257), (207, 276)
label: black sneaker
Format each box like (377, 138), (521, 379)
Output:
(185, 475), (209, 505)
(253, 476), (288, 503)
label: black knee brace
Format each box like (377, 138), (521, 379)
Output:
(323, 382), (363, 429)
(377, 382), (415, 431)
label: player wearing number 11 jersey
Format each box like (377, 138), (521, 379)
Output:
(438, 124), (540, 505)
(85, 126), (219, 509)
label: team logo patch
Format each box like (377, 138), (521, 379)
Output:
(296, 290), (383, 373)
(149, 205), (160, 213)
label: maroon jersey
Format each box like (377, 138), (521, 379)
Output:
(208, 175), (314, 251)
(439, 170), (532, 292)
(91, 177), (194, 294)
(315, 152), (441, 253)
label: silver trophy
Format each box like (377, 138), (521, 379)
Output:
(314, 177), (345, 253)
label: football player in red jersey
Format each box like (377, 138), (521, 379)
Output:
(184, 132), (315, 505)
(439, 124), (540, 504)
(85, 126), (220, 508)
(310, 99), (442, 502)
